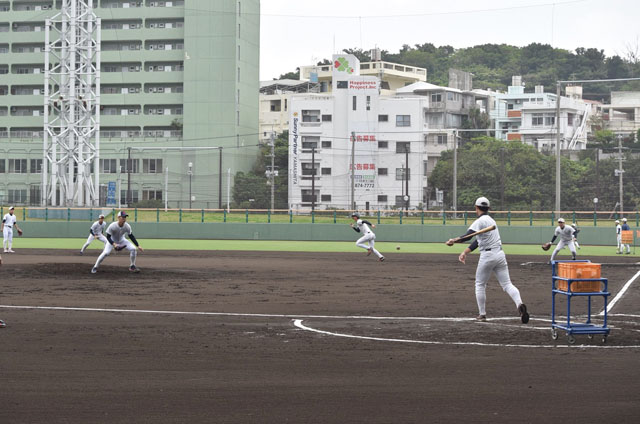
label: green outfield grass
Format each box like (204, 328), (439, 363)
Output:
(9, 238), (635, 258)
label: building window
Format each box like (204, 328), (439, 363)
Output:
(431, 93), (442, 103)
(301, 162), (318, 176)
(321, 194), (331, 202)
(9, 189), (27, 204)
(142, 190), (162, 201)
(301, 189), (318, 203)
(378, 195), (387, 202)
(9, 159), (27, 173)
(0, 159), (4, 173)
(143, 159), (163, 173)
(100, 159), (117, 173)
(378, 141), (388, 149)
(436, 134), (447, 145)
(301, 110), (321, 123)
(378, 114), (388, 122)
(321, 140), (332, 148)
(532, 114), (543, 126)
(395, 168), (410, 181)
(366, 95), (371, 111)
(396, 115), (411, 127)
(119, 159), (139, 173)
(337, 81), (348, 89)
(321, 167), (331, 175)
(567, 113), (574, 126)
(30, 185), (41, 205)
(378, 168), (388, 176)
(545, 116), (555, 126)
(396, 142), (410, 153)
(423, 160), (428, 176)
(395, 195), (407, 207)
(321, 114), (332, 122)
(30, 159), (42, 174)
(352, 96), (357, 111)
(301, 136), (319, 150)
(121, 190), (139, 204)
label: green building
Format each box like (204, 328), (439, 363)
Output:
(0, 0), (259, 208)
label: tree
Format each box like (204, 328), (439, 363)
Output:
(277, 68), (300, 80)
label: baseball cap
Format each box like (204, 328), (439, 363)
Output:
(117, 211), (128, 218)
(8, 206), (14, 210)
(622, 218), (627, 222)
(351, 212), (360, 218)
(615, 220), (620, 224)
(98, 214), (105, 219)
(558, 218), (565, 223)
(475, 197), (490, 208)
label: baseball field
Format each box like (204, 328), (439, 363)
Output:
(1, 242), (640, 423)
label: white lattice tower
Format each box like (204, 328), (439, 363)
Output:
(43, 0), (100, 206)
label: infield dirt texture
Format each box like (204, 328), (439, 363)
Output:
(1, 249), (640, 423)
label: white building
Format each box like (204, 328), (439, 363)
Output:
(288, 54), (459, 211)
(604, 91), (640, 135)
(493, 77), (590, 151)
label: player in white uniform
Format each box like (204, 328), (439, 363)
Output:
(2, 206), (22, 253)
(80, 214), (108, 255)
(350, 212), (384, 262)
(91, 211), (144, 273)
(615, 220), (622, 254)
(548, 218), (576, 262)
(446, 197), (529, 323)
(620, 217), (631, 254)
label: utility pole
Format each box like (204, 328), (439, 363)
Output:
(350, 131), (356, 211)
(227, 168), (231, 212)
(270, 131), (275, 211)
(453, 131), (457, 215)
(618, 134), (624, 217)
(218, 147), (223, 209)
(164, 166), (169, 212)
(311, 146), (316, 213)
(404, 147), (409, 216)
(127, 146), (132, 206)
(555, 82), (562, 215)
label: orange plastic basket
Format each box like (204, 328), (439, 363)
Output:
(557, 263), (601, 292)
(621, 230), (633, 244)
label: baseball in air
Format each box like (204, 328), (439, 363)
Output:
(396, 245), (401, 250)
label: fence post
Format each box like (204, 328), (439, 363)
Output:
(201, 209), (204, 223)
(268, 209), (271, 224)
(421, 209), (424, 225)
(464, 210), (467, 226)
(224, 209), (227, 223)
(67, 208), (70, 222)
(289, 209), (292, 223)
(333, 210), (336, 224)
(89, 208), (93, 221)
(312, 210), (315, 223)
(551, 211), (554, 226)
(529, 210), (533, 226)
(443, 210), (446, 225)
(377, 209), (380, 225)
(112, 208), (115, 220)
(508, 210), (511, 226)
(135, 208), (138, 222)
(45, 207), (48, 222)
(23, 207), (26, 221)
(399, 210), (403, 225)
(593, 211), (597, 227)
(156, 208), (159, 223)
(636, 211), (639, 227)
(245, 209), (249, 223)
(179, 209), (182, 223)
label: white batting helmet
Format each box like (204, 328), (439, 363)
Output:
(558, 218), (565, 223)
(351, 212), (360, 218)
(615, 220), (620, 224)
(474, 197), (490, 208)
(622, 218), (627, 222)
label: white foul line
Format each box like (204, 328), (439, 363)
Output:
(601, 269), (640, 316)
(293, 320), (640, 349)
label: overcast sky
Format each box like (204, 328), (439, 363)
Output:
(260, 0), (640, 81)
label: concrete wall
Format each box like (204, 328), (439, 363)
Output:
(19, 222), (627, 246)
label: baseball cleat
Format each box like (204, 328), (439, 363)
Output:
(367, 248), (372, 256)
(79, 250), (84, 255)
(8, 249), (15, 253)
(518, 304), (530, 324)
(0, 319), (6, 328)
(129, 265), (140, 273)
(379, 256), (385, 262)
(476, 315), (487, 322)
(91, 267), (98, 274)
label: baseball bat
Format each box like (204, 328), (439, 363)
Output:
(447, 225), (496, 244)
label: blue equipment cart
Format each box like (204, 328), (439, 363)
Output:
(551, 260), (610, 344)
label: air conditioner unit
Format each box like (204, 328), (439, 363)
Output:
(149, 23), (156, 28)
(149, 45), (154, 50)
(133, 87), (140, 93)
(157, 87), (164, 93)
(148, 66), (154, 72)
(134, 66), (140, 71)
(157, 66), (164, 71)
(158, 23), (165, 28)
(150, 2), (158, 6)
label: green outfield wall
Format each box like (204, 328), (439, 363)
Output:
(17, 222), (630, 247)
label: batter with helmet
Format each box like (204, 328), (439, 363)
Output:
(445, 197), (529, 323)
(350, 212), (384, 262)
(543, 218), (576, 262)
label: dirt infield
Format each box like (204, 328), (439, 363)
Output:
(1, 249), (640, 423)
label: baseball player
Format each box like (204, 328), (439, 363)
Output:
(91, 211), (144, 273)
(615, 219), (622, 254)
(350, 212), (384, 262)
(1, 206), (23, 253)
(571, 223), (580, 250)
(546, 218), (577, 262)
(80, 214), (108, 255)
(621, 217), (631, 254)
(445, 197), (529, 323)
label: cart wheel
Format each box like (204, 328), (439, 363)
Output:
(602, 335), (607, 344)
(568, 335), (576, 344)
(551, 330), (558, 340)
(587, 334), (594, 340)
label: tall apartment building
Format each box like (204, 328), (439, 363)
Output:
(0, 0), (259, 208)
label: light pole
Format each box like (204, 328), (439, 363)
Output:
(187, 162), (193, 209)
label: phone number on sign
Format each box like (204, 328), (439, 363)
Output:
(355, 183), (375, 188)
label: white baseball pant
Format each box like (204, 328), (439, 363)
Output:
(474, 250), (523, 317)
(81, 234), (108, 253)
(550, 239), (577, 261)
(3, 227), (13, 251)
(93, 239), (137, 269)
(355, 233), (383, 259)
(617, 235), (623, 253)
